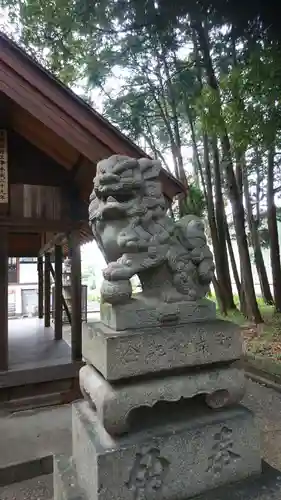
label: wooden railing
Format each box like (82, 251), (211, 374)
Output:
(49, 263), (72, 324)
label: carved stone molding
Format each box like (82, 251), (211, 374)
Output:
(79, 363), (246, 436)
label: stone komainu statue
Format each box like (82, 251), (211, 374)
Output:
(89, 155), (214, 304)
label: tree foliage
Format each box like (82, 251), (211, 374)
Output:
(2, 0), (281, 321)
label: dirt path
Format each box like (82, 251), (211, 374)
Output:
(243, 379), (281, 469)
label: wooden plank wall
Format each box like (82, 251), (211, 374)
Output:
(8, 232), (42, 257)
(10, 184), (68, 220)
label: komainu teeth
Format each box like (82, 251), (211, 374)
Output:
(107, 196), (117, 203)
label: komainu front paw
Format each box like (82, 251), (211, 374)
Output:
(103, 261), (132, 281)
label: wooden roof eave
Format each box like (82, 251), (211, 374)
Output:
(0, 32), (185, 200)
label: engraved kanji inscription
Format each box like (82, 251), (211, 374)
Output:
(126, 446), (170, 499)
(146, 341), (166, 361)
(207, 426), (240, 476)
(215, 332), (232, 349)
(122, 344), (141, 363)
(196, 328), (208, 354)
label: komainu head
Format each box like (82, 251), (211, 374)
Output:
(89, 155), (165, 223)
(89, 155), (214, 305)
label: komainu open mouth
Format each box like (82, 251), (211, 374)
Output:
(95, 182), (140, 215)
(100, 192), (134, 204)
(96, 190), (137, 220)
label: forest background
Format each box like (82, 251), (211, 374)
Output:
(2, 0), (281, 354)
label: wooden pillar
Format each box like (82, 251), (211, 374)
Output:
(69, 231), (82, 361)
(54, 245), (63, 340)
(37, 256), (44, 319)
(0, 229), (8, 371)
(44, 253), (51, 328)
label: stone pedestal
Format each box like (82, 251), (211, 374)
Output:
(53, 155), (281, 499)
(54, 402), (261, 500)
(100, 296), (216, 331)
(54, 457), (281, 500)
(82, 318), (243, 381)
(79, 363), (245, 435)
(53, 299), (280, 499)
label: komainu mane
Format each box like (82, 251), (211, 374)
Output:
(89, 155), (214, 304)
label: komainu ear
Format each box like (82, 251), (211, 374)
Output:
(139, 158), (161, 180)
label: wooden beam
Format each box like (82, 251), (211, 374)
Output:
(44, 253), (51, 328)
(0, 130), (9, 216)
(0, 94), (10, 128)
(9, 131), (74, 186)
(71, 154), (84, 180)
(39, 233), (65, 256)
(0, 217), (82, 232)
(0, 37), (184, 200)
(1, 63), (112, 163)
(69, 231), (82, 361)
(37, 255), (44, 319)
(49, 263), (72, 325)
(54, 245), (63, 340)
(12, 112), (76, 169)
(0, 38), (147, 158)
(0, 228), (8, 371)
(38, 218), (89, 256)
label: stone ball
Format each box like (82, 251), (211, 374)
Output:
(101, 279), (132, 305)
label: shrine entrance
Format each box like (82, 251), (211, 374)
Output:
(0, 33), (183, 403)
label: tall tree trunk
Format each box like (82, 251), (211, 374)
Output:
(233, 154), (248, 315)
(243, 162), (273, 304)
(188, 113), (227, 313)
(230, 27), (255, 316)
(159, 49), (186, 186)
(242, 162), (273, 304)
(212, 275), (227, 315)
(143, 69), (180, 177)
(211, 136), (236, 310)
(202, 133), (228, 314)
(193, 18), (263, 323)
(267, 145), (281, 311)
(235, 160), (243, 196)
(192, 145), (200, 186)
(187, 46), (228, 313)
(223, 212), (241, 298)
(220, 137), (262, 322)
(255, 152), (262, 227)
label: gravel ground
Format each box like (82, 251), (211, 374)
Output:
(242, 379), (281, 469)
(0, 404), (72, 468)
(1, 379), (281, 499)
(0, 475), (53, 500)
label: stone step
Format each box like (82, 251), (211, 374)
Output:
(1, 392), (69, 412)
(0, 474), (53, 500)
(0, 378), (81, 412)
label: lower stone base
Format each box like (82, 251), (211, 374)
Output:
(54, 401), (261, 500)
(197, 462), (281, 499)
(79, 363), (246, 435)
(53, 457), (281, 500)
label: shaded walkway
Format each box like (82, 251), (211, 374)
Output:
(9, 318), (71, 370)
(0, 319), (78, 390)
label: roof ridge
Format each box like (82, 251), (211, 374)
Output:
(0, 31), (185, 191)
